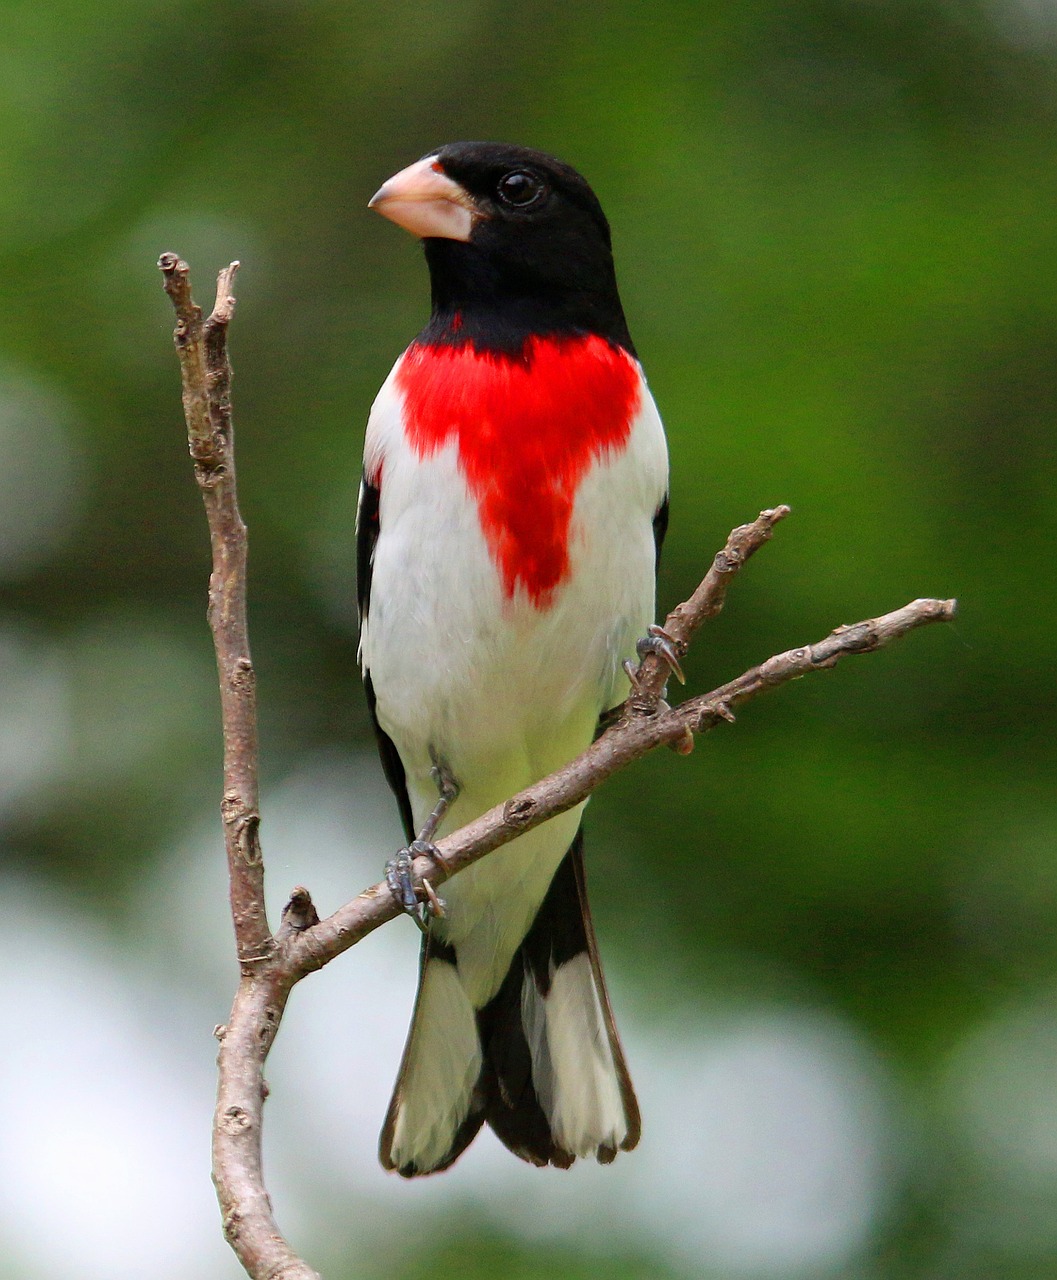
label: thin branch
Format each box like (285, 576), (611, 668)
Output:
(284, 594), (955, 975)
(630, 503), (791, 707)
(161, 256), (309, 1280)
(159, 252), (268, 962)
(161, 257), (956, 1280)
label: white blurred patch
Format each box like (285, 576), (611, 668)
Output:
(949, 994), (1057, 1182)
(944, 992), (1057, 1255)
(627, 1010), (897, 1275)
(0, 610), (216, 832)
(0, 878), (231, 1280)
(136, 749), (404, 985)
(0, 369), (82, 578)
(0, 622), (71, 817)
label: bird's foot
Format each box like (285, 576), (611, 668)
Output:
(385, 847), (420, 918)
(383, 839), (445, 931)
(386, 757), (459, 929)
(625, 624), (686, 692)
(386, 839), (448, 931)
(638, 624), (686, 683)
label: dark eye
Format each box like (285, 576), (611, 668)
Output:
(496, 170), (545, 208)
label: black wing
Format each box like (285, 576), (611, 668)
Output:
(652, 492), (669, 571)
(356, 470), (381, 627)
(357, 472), (415, 842)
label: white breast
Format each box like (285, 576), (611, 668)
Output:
(361, 353), (667, 805)
(360, 352), (667, 1002)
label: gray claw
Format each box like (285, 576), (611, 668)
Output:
(410, 837), (452, 872)
(636, 624), (686, 684)
(386, 848), (420, 919)
(623, 656), (642, 691)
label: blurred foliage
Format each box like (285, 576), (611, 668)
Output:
(0, 0), (1055, 1277)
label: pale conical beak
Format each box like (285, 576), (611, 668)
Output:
(368, 155), (476, 242)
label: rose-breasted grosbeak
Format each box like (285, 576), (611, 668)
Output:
(358, 142), (669, 1177)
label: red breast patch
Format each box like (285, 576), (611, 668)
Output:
(395, 334), (641, 608)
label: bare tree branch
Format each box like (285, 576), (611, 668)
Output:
(161, 257), (956, 1280)
(158, 253), (269, 964)
(284, 593), (954, 974)
(629, 503), (791, 707)
(160, 254), (308, 1279)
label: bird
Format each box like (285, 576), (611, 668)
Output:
(357, 141), (670, 1177)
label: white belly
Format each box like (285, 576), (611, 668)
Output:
(360, 367), (667, 1003)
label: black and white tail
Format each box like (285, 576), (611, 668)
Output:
(379, 831), (640, 1177)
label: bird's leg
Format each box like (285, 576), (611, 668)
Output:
(386, 757), (460, 925)
(624, 623), (686, 692)
(414, 758), (460, 855)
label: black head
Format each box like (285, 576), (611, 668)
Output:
(370, 142), (633, 355)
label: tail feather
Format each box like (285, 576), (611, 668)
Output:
(379, 937), (485, 1176)
(479, 948), (565, 1167)
(379, 830), (639, 1177)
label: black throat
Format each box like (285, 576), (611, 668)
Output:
(419, 234), (636, 358)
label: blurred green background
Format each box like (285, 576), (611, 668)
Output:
(0, 1), (1054, 1278)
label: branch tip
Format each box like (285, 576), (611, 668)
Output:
(278, 886), (320, 940)
(211, 261), (241, 324)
